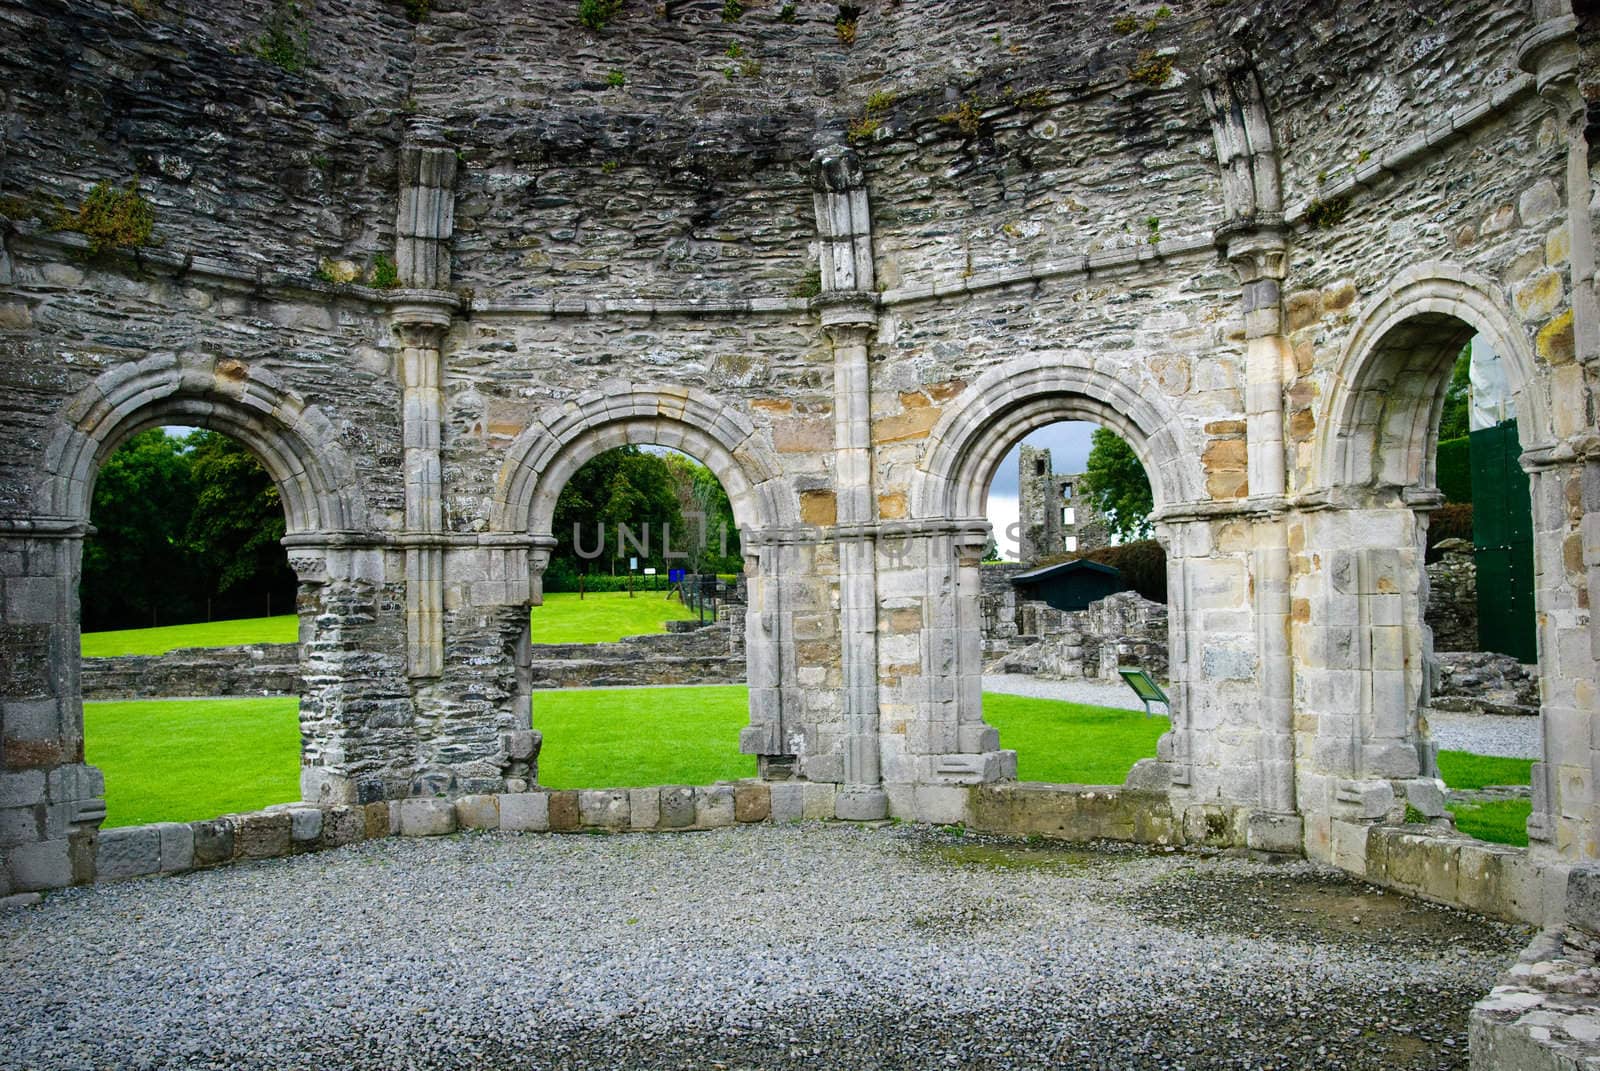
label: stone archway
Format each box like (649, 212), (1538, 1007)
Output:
(1309, 263), (1582, 857)
(491, 384), (799, 788)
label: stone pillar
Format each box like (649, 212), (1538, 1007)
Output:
(0, 522), (104, 893)
(393, 303), (453, 679)
(396, 145), (458, 291)
(739, 538), (797, 778)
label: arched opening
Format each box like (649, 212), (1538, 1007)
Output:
(79, 425), (302, 827)
(526, 443), (754, 790)
(492, 386), (797, 796)
(1316, 267), (1565, 852)
(912, 359), (1202, 793)
(977, 420), (1169, 786)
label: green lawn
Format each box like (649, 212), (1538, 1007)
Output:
(82, 615), (300, 657)
(81, 591), (697, 657)
(983, 693), (1169, 785)
(534, 685), (753, 788)
(84, 698), (301, 828)
(531, 590), (696, 644)
(1436, 749), (1535, 847)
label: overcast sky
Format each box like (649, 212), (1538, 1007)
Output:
(985, 421), (1098, 561)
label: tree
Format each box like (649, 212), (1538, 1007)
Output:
(661, 452), (742, 574)
(183, 430), (294, 619)
(551, 446), (686, 575)
(1079, 427), (1154, 542)
(80, 429), (198, 630)
(1437, 343), (1471, 443)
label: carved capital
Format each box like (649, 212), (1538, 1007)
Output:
(1518, 15), (1584, 125)
(1221, 224), (1288, 285)
(391, 301), (453, 350)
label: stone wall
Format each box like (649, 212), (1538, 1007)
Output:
(1427, 538), (1480, 652)
(81, 644), (301, 700)
(529, 617), (745, 689)
(989, 591), (1170, 683)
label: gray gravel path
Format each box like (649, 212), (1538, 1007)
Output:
(982, 672), (1148, 712)
(1427, 712), (1540, 759)
(0, 824), (1522, 1070)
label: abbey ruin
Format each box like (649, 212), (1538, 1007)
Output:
(1, 0), (1599, 1063)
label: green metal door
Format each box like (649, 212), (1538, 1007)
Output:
(1470, 419), (1537, 662)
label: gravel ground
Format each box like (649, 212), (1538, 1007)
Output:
(983, 673), (1147, 712)
(0, 824), (1524, 1071)
(1427, 712), (1540, 759)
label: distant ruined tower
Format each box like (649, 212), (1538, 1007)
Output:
(1017, 445), (1109, 565)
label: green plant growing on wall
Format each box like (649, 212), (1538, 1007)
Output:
(725, 41), (743, 58)
(1128, 50), (1173, 88)
(778, 2), (796, 22)
(578, 0), (623, 31)
(846, 116), (879, 144)
(791, 269), (822, 299)
(1304, 194), (1351, 230)
(402, 0), (429, 22)
(605, 69), (626, 88)
(836, 5), (860, 45)
(254, 1), (310, 72)
(57, 180), (155, 254)
(1111, 14), (1138, 33)
(369, 254), (400, 289)
(938, 97), (983, 136)
(1146, 216), (1161, 244)
(722, 0), (744, 21)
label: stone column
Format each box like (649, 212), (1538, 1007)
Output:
(739, 537), (797, 778)
(393, 304), (452, 680)
(396, 145), (458, 291)
(0, 521), (104, 893)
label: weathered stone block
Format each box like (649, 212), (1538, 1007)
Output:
(734, 782), (770, 823)
(1404, 778), (1448, 818)
(1246, 812), (1303, 854)
(362, 802), (391, 840)
(95, 825), (161, 881)
(289, 808), (324, 845)
(499, 792), (549, 833)
(454, 794), (500, 830)
(0, 771), (46, 809)
(7, 838), (72, 891)
(236, 812), (292, 859)
(801, 782), (837, 821)
(579, 789), (629, 829)
(399, 798), (457, 837)
(695, 785), (736, 828)
(191, 819), (235, 866)
(322, 806), (366, 847)
(547, 791), (581, 832)
(769, 783), (804, 824)
(659, 786), (696, 828)
(1566, 865), (1600, 936)
(154, 822), (193, 872)
(628, 788), (661, 830)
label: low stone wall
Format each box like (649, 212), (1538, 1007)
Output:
(1431, 651), (1541, 717)
(987, 591), (1169, 682)
(81, 643), (302, 699)
(1426, 539), (1479, 652)
(529, 616), (745, 688)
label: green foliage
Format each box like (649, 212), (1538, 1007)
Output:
(1304, 194), (1351, 229)
(1128, 49), (1173, 88)
(938, 97), (983, 136)
(578, 0), (623, 30)
(721, 0), (744, 20)
(1438, 344), (1471, 442)
(402, 0), (429, 21)
(81, 429), (297, 632)
(982, 693), (1167, 785)
(725, 40), (743, 58)
(1436, 435), (1472, 504)
(86, 698), (301, 827)
(57, 180), (154, 254)
(529, 590), (695, 641)
(835, 5), (859, 44)
(184, 431), (287, 601)
(605, 68), (626, 88)
(1078, 540), (1167, 604)
(791, 268), (822, 298)
(1079, 427), (1154, 541)
(777, 2), (796, 21)
(254, 1), (310, 72)
(846, 115), (880, 144)
(1111, 14), (1138, 33)
(369, 253), (400, 288)
(81, 429), (197, 630)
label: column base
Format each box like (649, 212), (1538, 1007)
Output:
(835, 786), (889, 821)
(1246, 810), (1304, 854)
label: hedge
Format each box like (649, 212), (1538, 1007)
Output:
(1436, 435), (1472, 504)
(1078, 540), (1167, 604)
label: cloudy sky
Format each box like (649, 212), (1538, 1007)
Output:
(984, 421), (1098, 561)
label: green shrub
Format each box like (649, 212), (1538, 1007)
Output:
(369, 254), (400, 289)
(1078, 539), (1167, 604)
(722, 0), (744, 20)
(578, 0), (623, 30)
(1436, 435), (1471, 504)
(58, 180), (155, 254)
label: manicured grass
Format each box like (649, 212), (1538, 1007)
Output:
(1435, 749), (1534, 847)
(983, 693), (1168, 785)
(531, 590), (696, 644)
(81, 615), (299, 657)
(533, 685), (754, 789)
(1449, 799), (1532, 847)
(81, 689), (1168, 825)
(1436, 750), (1534, 791)
(84, 698), (300, 828)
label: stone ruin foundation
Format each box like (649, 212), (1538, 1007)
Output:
(1, 2), (1599, 1066)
